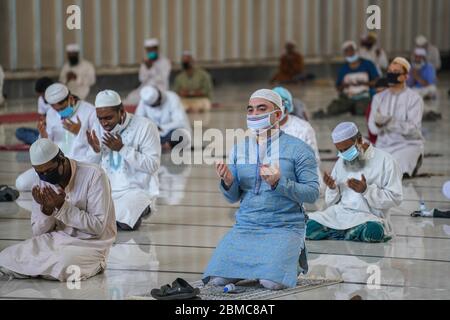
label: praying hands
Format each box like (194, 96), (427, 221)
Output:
(32, 186), (66, 216)
(260, 164), (281, 189)
(347, 175), (367, 194)
(102, 132), (124, 152)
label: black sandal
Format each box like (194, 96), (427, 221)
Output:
(151, 278), (200, 300)
(0, 185), (19, 202)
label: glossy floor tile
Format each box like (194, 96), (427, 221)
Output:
(1, 78), (450, 299)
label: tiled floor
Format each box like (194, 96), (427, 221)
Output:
(0, 76), (449, 300)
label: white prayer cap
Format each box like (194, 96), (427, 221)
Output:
(443, 181), (450, 199)
(342, 40), (357, 51)
(45, 83), (69, 105)
(392, 57), (411, 73)
(332, 122), (359, 144)
(415, 35), (428, 46)
(66, 43), (80, 52)
(182, 50), (193, 56)
(140, 86), (159, 105)
(30, 139), (60, 166)
(414, 47), (427, 57)
(144, 38), (159, 48)
(249, 89), (283, 112)
(95, 90), (122, 108)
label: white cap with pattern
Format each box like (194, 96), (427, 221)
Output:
(249, 89), (283, 111)
(30, 139), (60, 166)
(95, 90), (122, 108)
(332, 122), (359, 144)
(45, 83), (69, 105)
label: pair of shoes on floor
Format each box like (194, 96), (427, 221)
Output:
(151, 278), (201, 300)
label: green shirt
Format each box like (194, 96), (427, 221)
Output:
(173, 67), (213, 100)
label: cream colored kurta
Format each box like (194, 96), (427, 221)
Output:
(89, 114), (161, 228)
(59, 59), (96, 100)
(308, 145), (403, 235)
(368, 87), (425, 176)
(0, 160), (117, 281)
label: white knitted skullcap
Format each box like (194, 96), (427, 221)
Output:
(45, 83), (69, 105)
(144, 38), (159, 48)
(30, 139), (60, 166)
(342, 40), (357, 51)
(66, 43), (80, 52)
(332, 122), (359, 143)
(95, 90), (122, 108)
(140, 86), (159, 105)
(249, 89), (283, 111)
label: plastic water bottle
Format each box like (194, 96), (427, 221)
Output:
(419, 200), (433, 217)
(223, 284), (236, 293)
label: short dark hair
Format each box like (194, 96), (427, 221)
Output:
(35, 77), (54, 93)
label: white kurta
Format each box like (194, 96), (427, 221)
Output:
(308, 145), (403, 235)
(124, 57), (172, 105)
(46, 100), (98, 160)
(368, 87), (425, 176)
(135, 91), (192, 148)
(358, 47), (388, 75)
(281, 115), (323, 191)
(0, 160), (117, 281)
(59, 59), (96, 100)
(90, 114), (161, 228)
(37, 96), (51, 115)
(15, 100), (98, 192)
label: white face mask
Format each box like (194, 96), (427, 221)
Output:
(346, 54), (359, 63)
(108, 113), (127, 135)
(246, 110), (279, 135)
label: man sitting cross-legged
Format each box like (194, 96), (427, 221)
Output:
(307, 122), (403, 243)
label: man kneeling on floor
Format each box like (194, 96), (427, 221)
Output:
(87, 90), (161, 231)
(307, 122), (403, 243)
(0, 139), (116, 281)
(203, 89), (320, 290)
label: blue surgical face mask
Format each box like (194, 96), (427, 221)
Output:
(147, 52), (158, 61)
(247, 110), (278, 134)
(58, 106), (74, 119)
(338, 144), (360, 162)
(346, 54), (359, 64)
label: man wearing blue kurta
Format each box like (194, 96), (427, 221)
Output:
(202, 89), (320, 290)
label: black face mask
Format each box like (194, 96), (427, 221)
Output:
(386, 72), (403, 85)
(182, 62), (192, 70)
(37, 157), (65, 185)
(68, 56), (79, 66)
